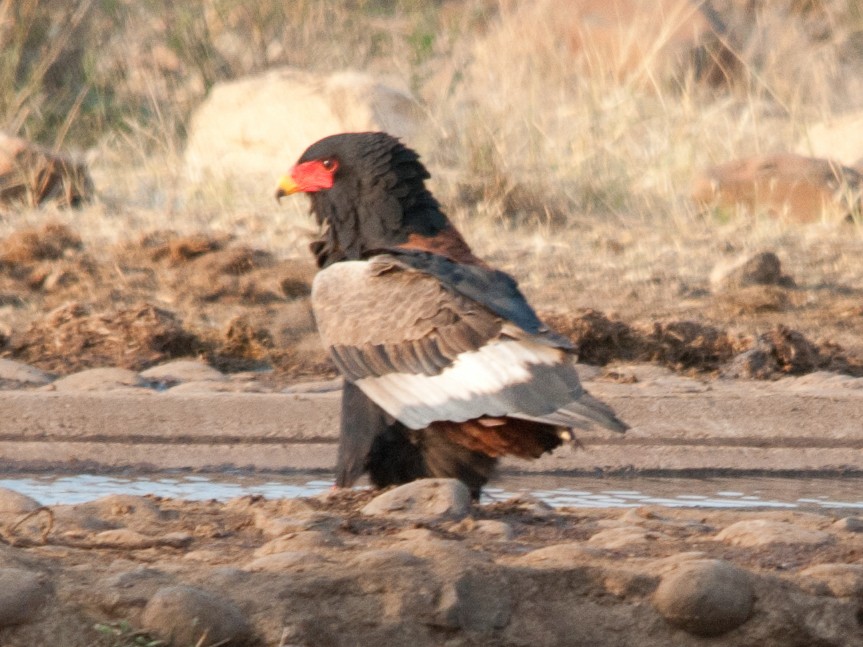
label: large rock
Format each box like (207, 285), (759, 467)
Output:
(653, 559), (753, 637)
(0, 359), (54, 387)
(184, 68), (424, 188)
(0, 568), (52, 627)
(714, 519), (832, 547)
(798, 112), (863, 168)
(361, 478), (472, 521)
(0, 132), (92, 208)
(141, 585), (253, 647)
(691, 153), (863, 223)
(471, 0), (733, 90)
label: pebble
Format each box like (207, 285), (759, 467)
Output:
(141, 585), (253, 647)
(139, 359), (226, 386)
(714, 519), (832, 547)
(587, 526), (671, 549)
(0, 358), (53, 386)
(361, 478), (471, 520)
(50, 368), (148, 392)
(653, 559), (754, 637)
(0, 568), (51, 627)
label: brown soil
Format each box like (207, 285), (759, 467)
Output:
(3, 222), (863, 384)
(1, 490), (862, 647)
(3, 221), (863, 646)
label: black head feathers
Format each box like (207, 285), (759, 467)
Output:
(291, 132), (450, 267)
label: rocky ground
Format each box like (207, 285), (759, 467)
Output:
(0, 480), (861, 647)
(2, 215), (863, 646)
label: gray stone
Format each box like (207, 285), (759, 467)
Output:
(361, 478), (471, 520)
(832, 516), (863, 533)
(0, 358), (53, 386)
(653, 559), (753, 637)
(141, 585), (253, 647)
(51, 368), (148, 391)
(0, 568), (51, 626)
(714, 519), (831, 547)
(710, 250), (790, 291)
(436, 568), (511, 632)
(139, 359), (226, 386)
(0, 488), (41, 514)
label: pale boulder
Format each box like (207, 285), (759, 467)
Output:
(184, 68), (424, 188)
(691, 153), (863, 223)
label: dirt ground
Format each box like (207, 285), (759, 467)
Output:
(3, 218), (863, 385)
(1, 488), (862, 647)
(1, 216), (863, 646)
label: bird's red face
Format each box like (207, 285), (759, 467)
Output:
(275, 157), (339, 199)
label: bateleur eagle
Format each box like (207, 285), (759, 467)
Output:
(276, 132), (627, 496)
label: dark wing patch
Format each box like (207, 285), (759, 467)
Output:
(380, 249), (573, 348)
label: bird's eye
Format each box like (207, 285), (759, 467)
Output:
(321, 157), (338, 171)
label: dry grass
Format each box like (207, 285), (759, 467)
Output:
(3, 0), (863, 373)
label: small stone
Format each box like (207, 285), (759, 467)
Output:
(141, 585), (252, 647)
(0, 568), (51, 626)
(0, 488), (41, 514)
(90, 529), (158, 549)
(349, 549), (424, 570)
(799, 563), (863, 597)
(710, 251), (791, 291)
(587, 526), (671, 549)
(714, 519), (832, 547)
(0, 359), (54, 386)
(139, 359), (226, 387)
(473, 520), (514, 540)
(653, 559), (753, 637)
(519, 542), (600, 566)
(254, 530), (341, 556)
(833, 516), (863, 533)
(361, 478), (471, 520)
(51, 368), (148, 391)
(437, 568), (511, 632)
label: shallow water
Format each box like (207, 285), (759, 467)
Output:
(1, 472), (862, 511)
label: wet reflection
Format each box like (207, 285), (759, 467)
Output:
(0, 473), (861, 510)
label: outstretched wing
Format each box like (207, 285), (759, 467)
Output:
(312, 254), (626, 433)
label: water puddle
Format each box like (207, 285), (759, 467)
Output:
(1, 472), (862, 511)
